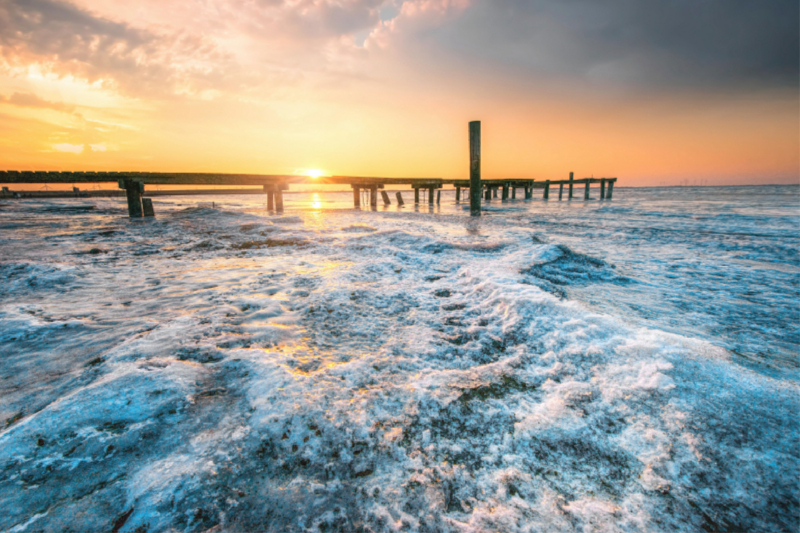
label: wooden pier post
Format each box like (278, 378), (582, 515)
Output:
(455, 187), (460, 202)
(559, 183), (564, 200)
(414, 187), (420, 204)
(493, 187), (498, 199)
(381, 190), (391, 206)
(502, 183), (509, 200)
(353, 186), (361, 208)
(142, 198), (155, 217)
(436, 190), (441, 204)
(484, 186), (491, 200)
(275, 190), (284, 211)
(607, 180), (614, 199)
(525, 182), (532, 200)
(469, 120), (481, 216)
(568, 172), (574, 199)
(121, 179), (144, 218)
(428, 186), (435, 205)
(543, 180), (550, 200)
(396, 192), (405, 205)
(370, 186), (378, 208)
(600, 179), (606, 199)
(584, 180), (590, 200)
(264, 185), (275, 210)
(511, 186), (516, 199)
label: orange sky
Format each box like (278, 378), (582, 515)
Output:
(0, 0), (797, 188)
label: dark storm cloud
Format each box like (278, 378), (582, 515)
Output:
(431, 0), (799, 91)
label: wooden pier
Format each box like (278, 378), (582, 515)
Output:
(0, 122), (617, 217)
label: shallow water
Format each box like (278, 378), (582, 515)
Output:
(0, 185), (798, 532)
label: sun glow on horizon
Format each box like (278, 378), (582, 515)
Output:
(303, 169), (326, 179)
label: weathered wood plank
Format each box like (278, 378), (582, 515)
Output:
(142, 198), (155, 217)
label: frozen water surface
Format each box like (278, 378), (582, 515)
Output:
(0, 186), (798, 532)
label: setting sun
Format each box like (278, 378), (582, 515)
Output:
(304, 169), (325, 179)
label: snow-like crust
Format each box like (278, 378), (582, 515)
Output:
(0, 189), (797, 532)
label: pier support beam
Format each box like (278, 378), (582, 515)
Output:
(142, 198), (155, 217)
(568, 172), (574, 199)
(600, 179), (606, 199)
(502, 183), (509, 200)
(437, 190), (441, 204)
(455, 187), (461, 202)
(428, 186), (435, 205)
(265, 183), (287, 211)
(469, 120), (481, 216)
(559, 183), (564, 200)
(353, 187), (361, 208)
(607, 180), (614, 199)
(584, 180), (590, 200)
(525, 183), (532, 200)
(120, 179), (144, 218)
(543, 180), (550, 200)
(396, 192), (404, 206)
(493, 187), (498, 199)
(381, 190), (391, 206)
(511, 186), (516, 199)
(414, 188), (420, 204)
(370, 186), (378, 208)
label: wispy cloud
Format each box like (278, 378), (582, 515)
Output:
(52, 142), (83, 153)
(0, 92), (74, 112)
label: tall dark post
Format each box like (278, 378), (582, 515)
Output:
(455, 187), (461, 202)
(584, 180), (590, 200)
(543, 180), (550, 200)
(559, 183), (564, 200)
(469, 121), (481, 216)
(607, 180), (614, 199)
(600, 179), (606, 199)
(123, 179), (143, 218)
(414, 188), (420, 204)
(353, 187), (360, 208)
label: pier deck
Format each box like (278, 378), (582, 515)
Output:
(0, 171), (617, 216)
(0, 122), (617, 217)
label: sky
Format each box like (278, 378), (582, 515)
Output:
(0, 0), (797, 187)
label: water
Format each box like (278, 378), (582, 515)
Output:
(0, 185), (797, 532)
